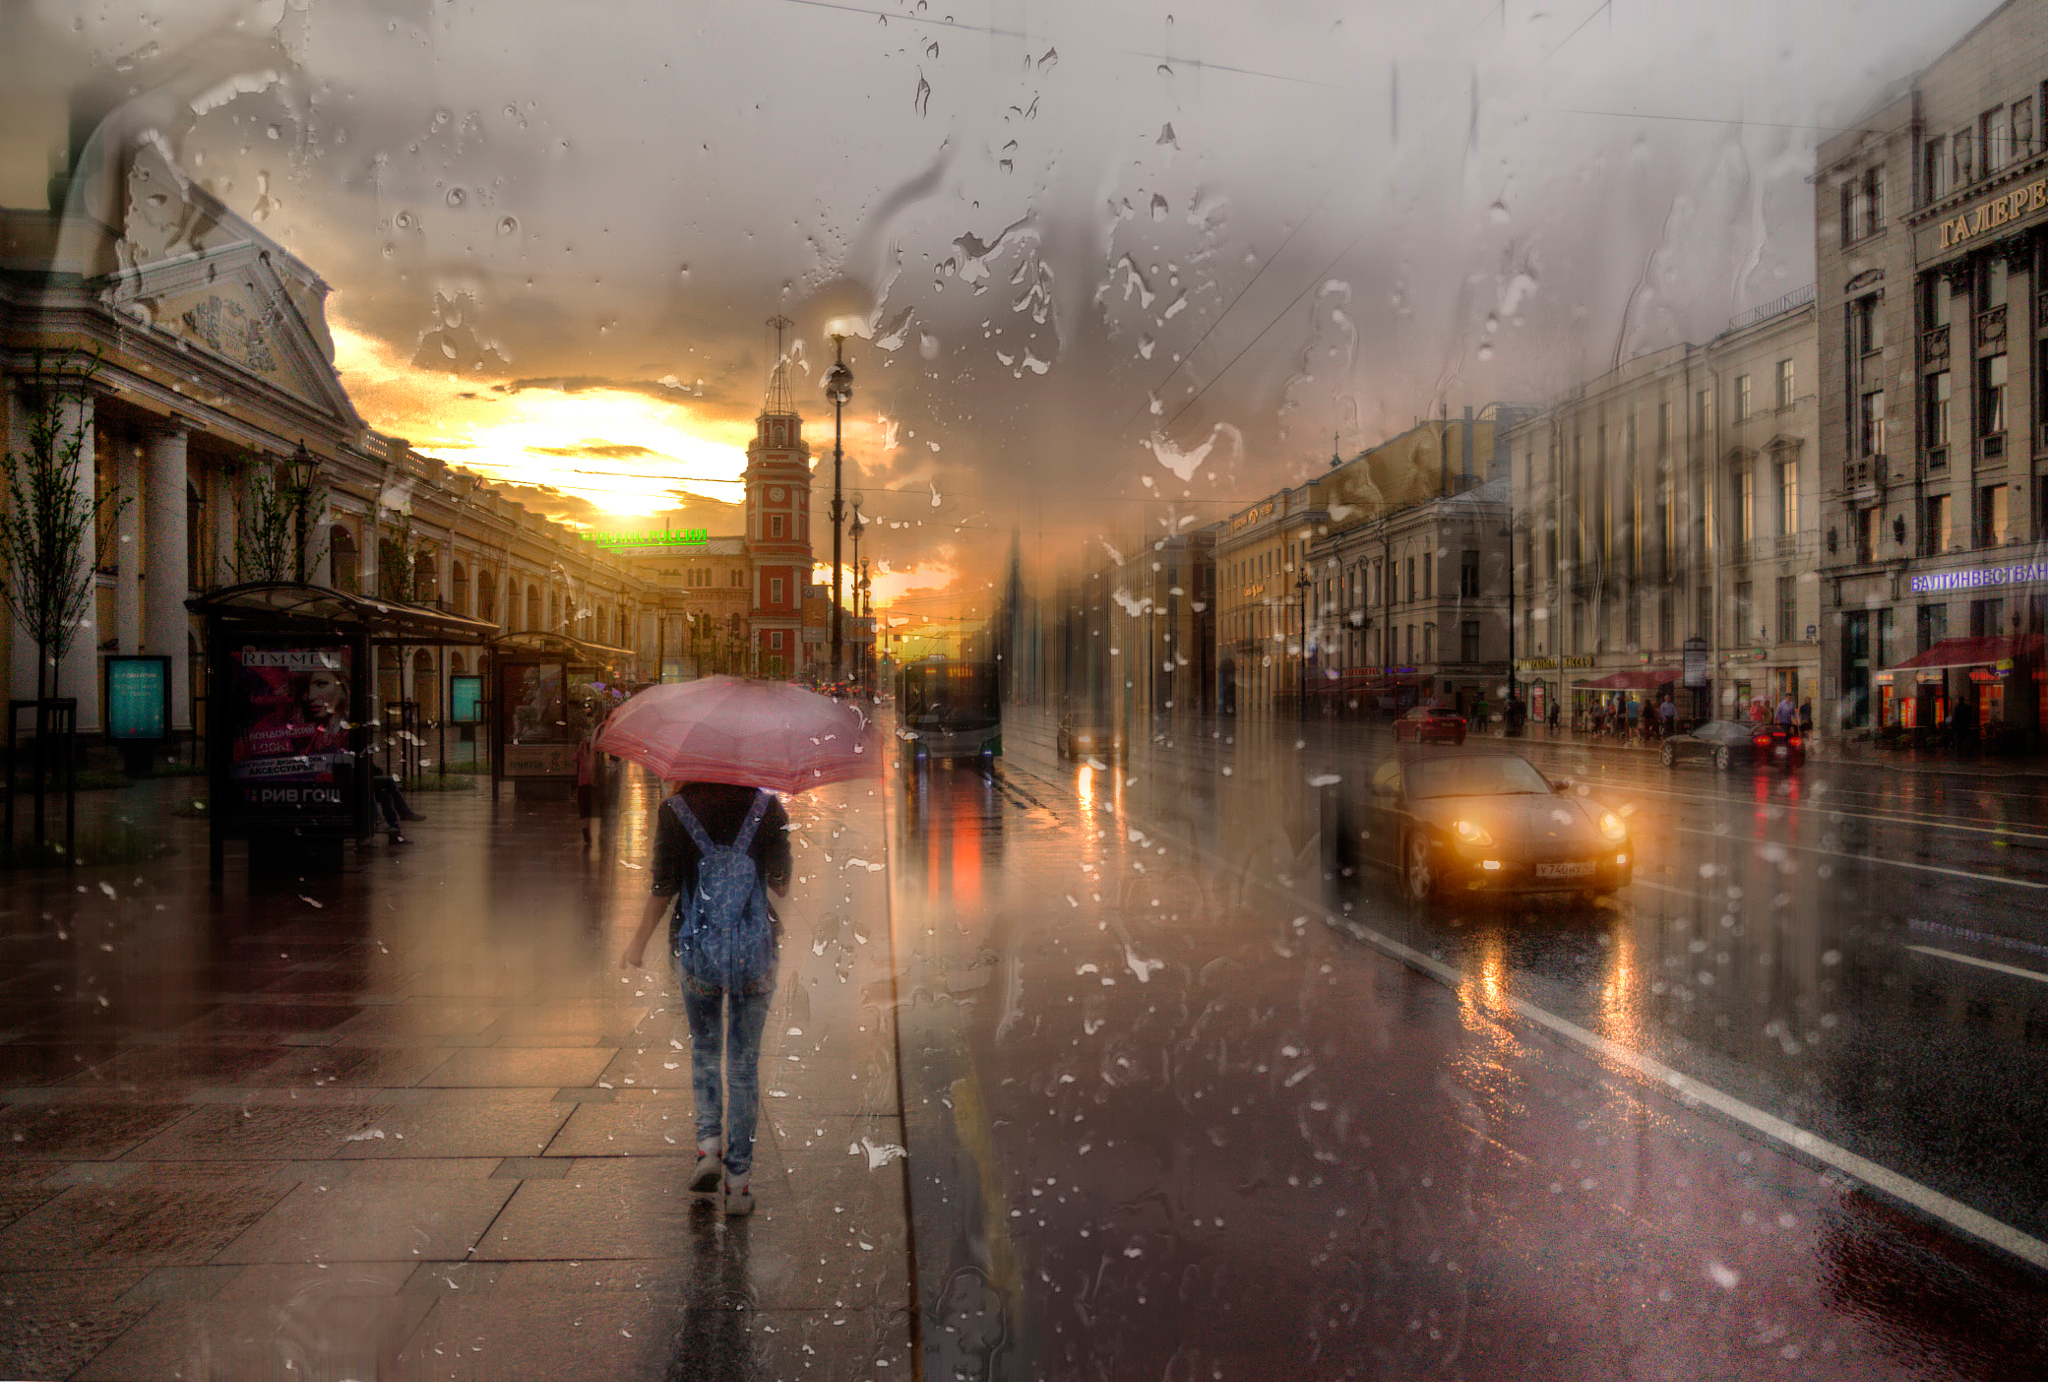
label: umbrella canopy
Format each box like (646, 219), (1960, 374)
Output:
(595, 676), (872, 794)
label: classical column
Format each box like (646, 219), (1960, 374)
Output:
(113, 436), (142, 652)
(144, 422), (191, 731)
(212, 462), (239, 588)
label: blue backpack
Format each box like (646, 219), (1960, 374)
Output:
(667, 791), (778, 992)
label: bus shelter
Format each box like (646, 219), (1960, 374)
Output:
(189, 582), (497, 880)
(490, 632), (638, 794)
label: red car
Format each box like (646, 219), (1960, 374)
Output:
(1393, 705), (1467, 745)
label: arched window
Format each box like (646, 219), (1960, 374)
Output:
(412, 649), (439, 720)
(414, 547), (440, 603)
(548, 591), (559, 631)
(451, 560), (469, 615)
(596, 604), (608, 644)
(330, 524), (359, 593)
(526, 584), (541, 631)
(477, 570), (496, 625)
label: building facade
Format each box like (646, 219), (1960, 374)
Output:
(1508, 298), (1822, 727)
(0, 137), (664, 740)
(1817, 0), (2048, 737)
(1309, 476), (1513, 717)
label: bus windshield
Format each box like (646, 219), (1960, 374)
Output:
(898, 661), (1000, 732)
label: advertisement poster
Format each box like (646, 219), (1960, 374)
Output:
(501, 661), (575, 776)
(226, 644), (355, 818)
(450, 675), (482, 725)
(106, 656), (169, 741)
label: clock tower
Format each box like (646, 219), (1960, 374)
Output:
(745, 316), (813, 678)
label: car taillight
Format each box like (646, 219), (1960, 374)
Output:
(1753, 734), (1769, 746)
(1789, 736), (1802, 748)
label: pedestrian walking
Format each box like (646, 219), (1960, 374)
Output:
(623, 779), (793, 1216)
(1548, 700), (1561, 735)
(575, 729), (598, 845)
(1776, 693), (1796, 727)
(1798, 698), (1814, 735)
(1658, 693), (1678, 740)
(1625, 696), (1643, 744)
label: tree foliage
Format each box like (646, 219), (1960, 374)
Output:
(0, 353), (125, 701)
(233, 458), (327, 584)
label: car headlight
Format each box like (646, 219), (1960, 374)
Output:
(1598, 811), (1628, 842)
(1453, 819), (1494, 848)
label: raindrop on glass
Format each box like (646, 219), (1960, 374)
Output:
(498, 215), (519, 236)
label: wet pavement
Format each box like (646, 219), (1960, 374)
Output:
(0, 772), (913, 1379)
(8, 712), (2048, 1379)
(889, 708), (2048, 1379)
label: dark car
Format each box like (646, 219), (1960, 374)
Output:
(1056, 714), (1123, 762)
(1393, 705), (1467, 745)
(1661, 718), (1805, 771)
(1322, 750), (1632, 904)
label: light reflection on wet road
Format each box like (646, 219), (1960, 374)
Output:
(890, 708), (2048, 1379)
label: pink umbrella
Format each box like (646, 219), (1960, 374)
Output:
(594, 676), (872, 794)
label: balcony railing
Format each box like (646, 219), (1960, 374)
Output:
(1926, 444), (1949, 474)
(1980, 432), (2007, 463)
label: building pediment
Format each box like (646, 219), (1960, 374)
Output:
(96, 141), (360, 435)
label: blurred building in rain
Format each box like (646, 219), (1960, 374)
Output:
(1817, 0), (2048, 741)
(1309, 476), (1513, 720)
(1215, 408), (1520, 719)
(0, 133), (660, 741)
(1506, 296), (1821, 728)
(617, 535), (752, 679)
(739, 346), (815, 681)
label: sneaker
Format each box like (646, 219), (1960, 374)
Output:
(688, 1152), (723, 1196)
(723, 1177), (755, 1217)
(388, 831), (409, 845)
(399, 809), (426, 822)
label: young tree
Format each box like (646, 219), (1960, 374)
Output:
(233, 458), (327, 584)
(0, 353), (124, 703)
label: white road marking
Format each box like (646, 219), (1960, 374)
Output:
(1908, 945), (2048, 986)
(1674, 826), (2048, 890)
(1577, 778), (2048, 844)
(1306, 901), (2048, 1272)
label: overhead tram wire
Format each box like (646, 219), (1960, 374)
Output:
(1106, 185), (1338, 450)
(1100, 215), (1378, 492)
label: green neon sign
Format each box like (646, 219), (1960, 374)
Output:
(579, 529), (708, 548)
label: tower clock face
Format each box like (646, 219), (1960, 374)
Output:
(769, 486), (785, 502)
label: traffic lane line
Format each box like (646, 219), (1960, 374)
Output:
(1907, 945), (2048, 987)
(1289, 891), (2048, 1274)
(1673, 826), (2048, 890)
(1586, 776), (2048, 843)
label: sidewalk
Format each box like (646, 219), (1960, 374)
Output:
(0, 770), (913, 1379)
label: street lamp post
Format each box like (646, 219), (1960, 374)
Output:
(287, 439), (318, 584)
(1295, 570), (1313, 723)
(848, 498), (866, 688)
(1502, 515), (1518, 732)
(823, 336), (854, 685)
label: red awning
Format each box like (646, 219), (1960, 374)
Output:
(1884, 634), (2041, 673)
(1571, 668), (1679, 691)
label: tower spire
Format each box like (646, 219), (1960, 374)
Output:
(763, 314), (796, 416)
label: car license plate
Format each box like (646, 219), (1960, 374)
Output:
(1536, 861), (1595, 879)
(1774, 745), (1788, 758)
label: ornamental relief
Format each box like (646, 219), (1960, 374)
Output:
(177, 291), (278, 374)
